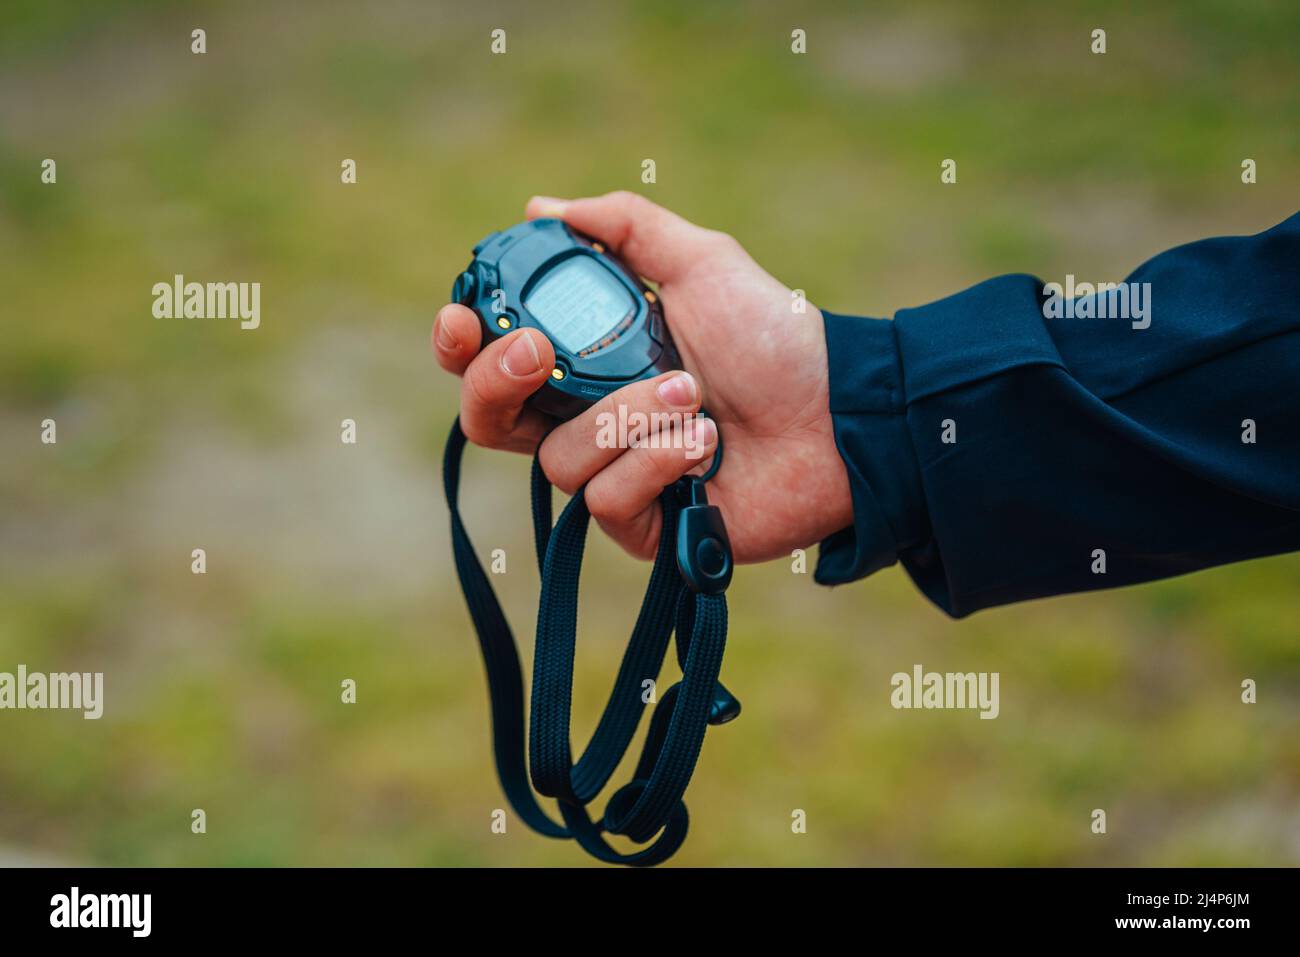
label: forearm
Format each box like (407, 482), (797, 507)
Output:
(816, 211), (1300, 617)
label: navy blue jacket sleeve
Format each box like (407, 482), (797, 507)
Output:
(814, 211), (1300, 617)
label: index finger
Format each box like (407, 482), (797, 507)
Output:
(525, 191), (717, 283)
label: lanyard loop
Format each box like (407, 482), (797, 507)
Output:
(443, 417), (738, 866)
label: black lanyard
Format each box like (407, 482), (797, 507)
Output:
(443, 418), (739, 865)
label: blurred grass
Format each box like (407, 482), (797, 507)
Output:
(1, 0), (1298, 865)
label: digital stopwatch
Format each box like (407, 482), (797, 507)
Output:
(450, 217), (681, 420)
(442, 215), (739, 867)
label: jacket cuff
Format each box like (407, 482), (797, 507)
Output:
(814, 310), (929, 586)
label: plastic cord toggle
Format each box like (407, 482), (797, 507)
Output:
(674, 475), (733, 595)
(671, 474), (741, 726)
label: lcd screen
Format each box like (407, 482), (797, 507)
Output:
(524, 257), (635, 354)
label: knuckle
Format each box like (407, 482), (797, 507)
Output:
(589, 387), (637, 445)
(626, 538), (657, 562)
(607, 189), (640, 209)
(462, 361), (495, 410)
(591, 390), (622, 427)
(704, 228), (740, 253)
(627, 520), (661, 561)
(585, 479), (636, 524)
(582, 481), (617, 521)
(538, 440), (578, 495)
(612, 190), (658, 224)
(459, 415), (493, 448)
(631, 445), (672, 488)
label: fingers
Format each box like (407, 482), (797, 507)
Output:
(525, 191), (717, 283)
(459, 328), (557, 454)
(537, 369), (717, 561)
(537, 370), (701, 494)
(432, 304), (483, 376)
(432, 305), (552, 453)
(584, 416), (719, 559)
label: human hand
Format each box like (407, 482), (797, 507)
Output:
(432, 191), (852, 563)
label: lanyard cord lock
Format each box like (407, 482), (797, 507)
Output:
(674, 474), (741, 725)
(674, 475), (734, 596)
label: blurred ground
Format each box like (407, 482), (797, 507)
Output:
(0, 0), (1298, 866)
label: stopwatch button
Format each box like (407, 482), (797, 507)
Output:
(451, 270), (476, 304)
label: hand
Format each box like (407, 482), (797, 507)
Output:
(432, 191), (853, 564)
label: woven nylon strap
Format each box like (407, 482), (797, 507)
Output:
(443, 418), (730, 866)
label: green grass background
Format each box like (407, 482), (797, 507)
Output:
(0, 0), (1297, 865)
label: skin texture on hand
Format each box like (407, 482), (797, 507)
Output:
(432, 191), (854, 564)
